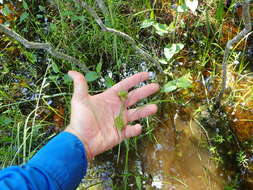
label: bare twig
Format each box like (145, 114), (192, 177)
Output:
(0, 24), (89, 72)
(95, 0), (109, 15)
(74, 0), (163, 72)
(215, 0), (252, 105)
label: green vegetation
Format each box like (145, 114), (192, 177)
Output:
(114, 90), (128, 131)
(1, 0), (253, 189)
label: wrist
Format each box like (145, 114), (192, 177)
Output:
(65, 126), (94, 161)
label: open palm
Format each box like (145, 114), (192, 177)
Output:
(65, 71), (159, 160)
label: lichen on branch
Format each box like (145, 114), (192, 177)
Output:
(0, 24), (89, 72)
(215, 0), (252, 105)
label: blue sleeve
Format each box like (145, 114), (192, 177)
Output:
(0, 132), (88, 190)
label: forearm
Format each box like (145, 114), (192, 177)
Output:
(0, 132), (88, 190)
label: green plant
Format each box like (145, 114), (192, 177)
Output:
(213, 134), (225, 144)
(162, 73), (193, 93)
(236, 151), (249, 169)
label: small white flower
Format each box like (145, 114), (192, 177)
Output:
(152, 175), (163, 189)
(185, 0), (198, 14)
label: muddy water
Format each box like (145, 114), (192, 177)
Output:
(81, 113), (227, 190)
(141, 114), (225, 190)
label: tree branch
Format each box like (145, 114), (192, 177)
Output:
(215, 0), (252, 106)
(0, 24), (89, 72)
(95, 0), (109, 15)
(75, 0), (163, 72)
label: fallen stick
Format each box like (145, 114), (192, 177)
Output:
(95, 0), (109, 15)
(74, 0), (163, 72)
(0, 24), (89, 72)
(215, 0), (252, 105)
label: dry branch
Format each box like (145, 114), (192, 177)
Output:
(0, 24), (89, 72)
(95, 0), (108, 15)
(74, 0), (163, 72)
(215, 0), (252, 105)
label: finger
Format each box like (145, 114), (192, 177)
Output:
(126, 104), (158, 122)
(110, 72), (149, 93)
(126, 83), (160, 107)
(121, 124), (142, 139)
(68, 71), (89, 100)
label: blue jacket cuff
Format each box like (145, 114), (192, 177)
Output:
(27, 132), (88, 190)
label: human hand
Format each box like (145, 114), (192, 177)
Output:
(65, 71), (159, 160)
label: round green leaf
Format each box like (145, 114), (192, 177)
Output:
(163, 85), (177, 92)
(105, 77), (115, 88)
(85, 71), (99, 82)
(153, 23), (169, 36)
(164, 43), (184, 60)
(177, 74), (192, 88)
(163, 80), (178, 92)
(141, 19), (154, 29)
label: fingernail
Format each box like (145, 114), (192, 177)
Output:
(148, 72), (156, 80)
(68, 71), (75, 79)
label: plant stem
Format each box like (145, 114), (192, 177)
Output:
(215, 0), (252, 105)
(95, 0), (109, 15)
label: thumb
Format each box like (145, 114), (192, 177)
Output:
(68, 71), (89, 100)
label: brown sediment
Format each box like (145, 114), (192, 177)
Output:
(141, 107), (226, 189)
